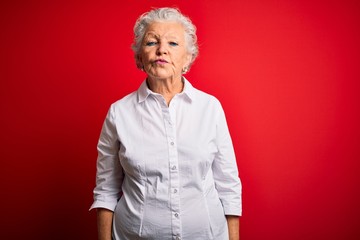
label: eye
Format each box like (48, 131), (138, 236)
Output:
(169, 42), (179, 46)
(145, 41), (157, 46)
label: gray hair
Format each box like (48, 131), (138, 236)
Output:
(132, 7), (199, 71)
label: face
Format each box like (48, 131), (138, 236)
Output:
(138, 21), (192, 81)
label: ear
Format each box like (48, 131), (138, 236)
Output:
(184, 53), (192, 68)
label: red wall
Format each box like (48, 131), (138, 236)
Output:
(1, 0), (359, 239)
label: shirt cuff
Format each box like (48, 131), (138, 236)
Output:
(222, 199), (242, 216)
(89, 199), (118, 212)
(224, 208), (242, 216)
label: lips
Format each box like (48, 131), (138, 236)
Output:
(154, 59), (168, 64)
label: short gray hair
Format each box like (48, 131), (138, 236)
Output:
(132, 7), (199, 71)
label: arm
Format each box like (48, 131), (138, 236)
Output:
(211, 100), (242, 237)
(226, 215), (240, 240)
(90, 105), (123, 237)
(97, 208), (114, 240)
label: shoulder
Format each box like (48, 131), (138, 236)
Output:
(191, 85), (222, 110)
(185, 83), (226, 123)
(111, 91), (138, 108)
(110, 80), (148, 110)
(104, 91), (138, 121)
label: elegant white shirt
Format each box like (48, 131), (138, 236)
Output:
(90, 78), (242, 240)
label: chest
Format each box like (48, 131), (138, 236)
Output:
(114, 100), (218, 180)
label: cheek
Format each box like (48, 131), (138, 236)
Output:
(178, 54), (191, 66)
(140, 49), (152, 61)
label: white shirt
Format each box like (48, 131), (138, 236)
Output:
(90, 78), (242, 240)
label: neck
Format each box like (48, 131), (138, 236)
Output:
(147, 76), (184, 105)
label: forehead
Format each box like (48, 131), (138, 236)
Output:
(144, 21), (185, 39)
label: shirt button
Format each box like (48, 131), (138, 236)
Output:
(174, 213), (179, 217)
(174, 189), (178, 193)
(172, 165), (177, 170)
(170, 141), (175, 146)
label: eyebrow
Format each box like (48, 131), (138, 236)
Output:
(144, 32), (181, 40)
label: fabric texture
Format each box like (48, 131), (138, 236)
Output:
(90, 78), (242, 240)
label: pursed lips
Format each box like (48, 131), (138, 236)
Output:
(154, 59), (168, 64)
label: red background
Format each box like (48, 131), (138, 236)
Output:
(1, 0), (359, 239)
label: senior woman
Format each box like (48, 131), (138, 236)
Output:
(90, 7), (242, 240)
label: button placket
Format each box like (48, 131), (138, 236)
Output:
(162, 104), (181, 239)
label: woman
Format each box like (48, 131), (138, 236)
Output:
(90, 7), (242, 240)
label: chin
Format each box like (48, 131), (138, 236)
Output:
(148, 71), (174, 80)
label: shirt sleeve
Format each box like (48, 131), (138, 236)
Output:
(89, 105), (124, 212)
(212, 101), (242, 216)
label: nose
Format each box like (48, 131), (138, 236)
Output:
(156, 42), (168, 55)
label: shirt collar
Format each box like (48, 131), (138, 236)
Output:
(137, 80), (151, 103)
(137, 77), (195, 103)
